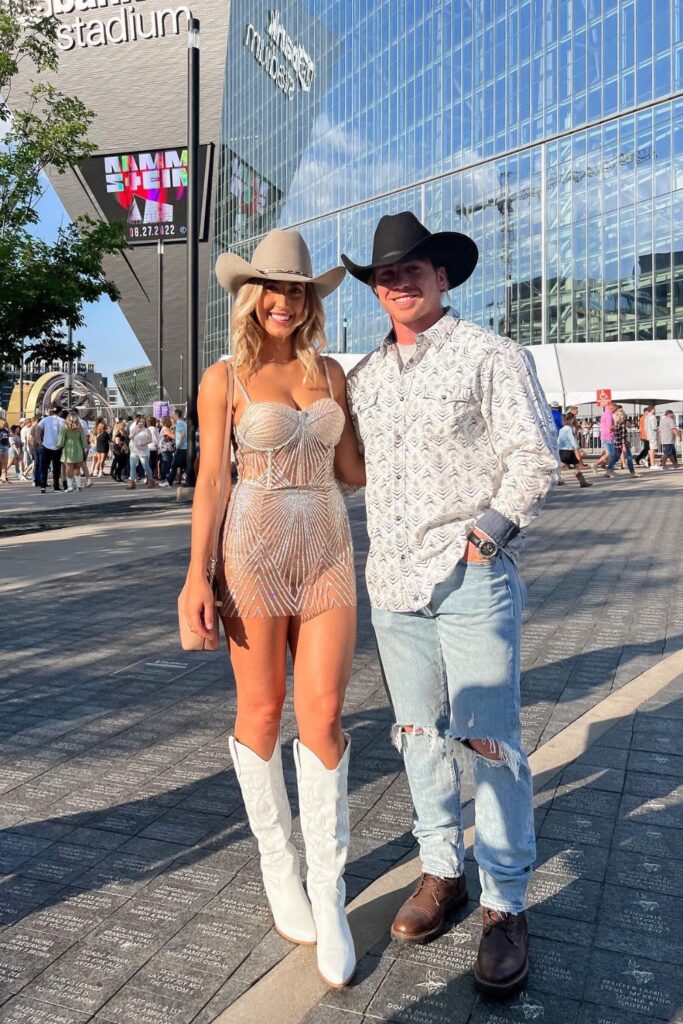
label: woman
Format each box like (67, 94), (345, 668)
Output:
(157, 416), (175, 486)
(613, 407), (639, 479)
(557, 414), (592, 488)
(6, 425), (26, 479)
(93, 420), (111, 477)
(57, 412), (87, 491)
(182, 230), (365, 988)
(127, 415), (155, 489)
(146, 416), (161, 479)
(0, 419), (10, 482)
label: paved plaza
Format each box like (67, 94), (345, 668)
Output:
(0, 470), (682, 1023)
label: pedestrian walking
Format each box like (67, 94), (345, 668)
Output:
(183, 229), (364, 987)
(110, 433), (128, 481)
(156, 416), (175, 487)
(644, 406), (659, 467)
(127, 415), (155, 489)
(92, 420), (111, 477)
(558, 414), (592, 487)
(635, 406), (652, 466)
(6, 425), (25, 478)
(56, 412), (87, 492)
(656, 410), (681, 470)
(343, 212), (558, 997)
(0, 418), (10, 483)
(37, 405), (65, 492)
(146, 416), (160, 478)
(613, 408), (639, 478)
(165, 409), (188, 486)
(29, 417), (43, 487)
(594, 400), (617, 477)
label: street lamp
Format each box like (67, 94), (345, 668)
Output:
(342, 316), (348, 353)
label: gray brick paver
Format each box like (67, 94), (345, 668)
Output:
(0, 483), (681, 1021)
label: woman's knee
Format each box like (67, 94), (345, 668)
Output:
(295, 688), (344, 737)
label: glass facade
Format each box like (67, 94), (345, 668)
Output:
(205, 0), (683, 363)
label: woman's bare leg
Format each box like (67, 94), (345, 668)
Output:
(290, 606), (356, 768)
(225, 615), (290, 760)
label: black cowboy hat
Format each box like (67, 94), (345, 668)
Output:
(341, 211), (478, 288)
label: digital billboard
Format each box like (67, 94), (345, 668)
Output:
(78, 143), (214, 245)
(226, 150), (282, 241)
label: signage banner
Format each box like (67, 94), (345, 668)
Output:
(226, 151), (282, 242)
(596, 388), (612, 407)
(77, 143), (214, 245)
(153, 400), (170, 420)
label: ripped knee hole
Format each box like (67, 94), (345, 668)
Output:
(398, 727), (501, 760)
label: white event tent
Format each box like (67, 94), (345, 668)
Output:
(334, 341), (683, 408)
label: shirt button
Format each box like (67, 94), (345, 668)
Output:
(399, 395), (404, 401)
(400, 554), (406, 561)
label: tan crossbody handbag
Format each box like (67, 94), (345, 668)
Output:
(177, 359), (234, 651)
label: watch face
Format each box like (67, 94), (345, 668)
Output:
(480, 541), (498, 558)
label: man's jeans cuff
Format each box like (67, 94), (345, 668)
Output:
(474, 509), (520, 549)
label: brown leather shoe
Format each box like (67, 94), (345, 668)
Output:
(390, 873), (468, 944)
(474, 908), (529, 998)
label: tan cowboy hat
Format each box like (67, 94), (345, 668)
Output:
(215, 228), (345, 298)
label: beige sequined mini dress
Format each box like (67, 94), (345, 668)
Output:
(217, 358), (356, 621)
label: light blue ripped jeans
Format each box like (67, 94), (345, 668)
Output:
(371, 553), (535, 915)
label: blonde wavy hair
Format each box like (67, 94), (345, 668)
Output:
(65, 412), (81, 432)
(230, 281), (327, 386)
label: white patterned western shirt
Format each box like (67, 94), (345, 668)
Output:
(346, 310), (559, 612)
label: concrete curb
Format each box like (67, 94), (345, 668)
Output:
(211, 647), (683, 1024)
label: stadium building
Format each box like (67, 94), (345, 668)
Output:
(11, 2), (683, 401)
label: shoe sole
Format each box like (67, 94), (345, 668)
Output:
(274, 925), (316, 947)
(390, 886), (469, 944)
(474, 960), (528, 999)
(317, 966), (356, 989)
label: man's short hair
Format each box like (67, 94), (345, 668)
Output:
(665, 409), (674, 415)
(174, 408), (182, 416)
(50, 404), (60, 414)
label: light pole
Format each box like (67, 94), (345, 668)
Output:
(157, 238), (164, 401)
(179, 353), (184, 408)
(185, 16), (200, 487)
(18, 342), (25, 419)
(342, 316), (348, 353)
(66, 326), (74, 410)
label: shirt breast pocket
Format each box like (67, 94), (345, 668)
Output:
(352, 390), (382, 445)
(413, 386), (472, 439)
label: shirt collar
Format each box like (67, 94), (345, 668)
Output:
(379, 307), (460, 358)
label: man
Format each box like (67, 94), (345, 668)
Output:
(37, 405), (65, 493)
(594, 399), (617, 477)
(29, 416), (43, 487)
(343, 212), (558, 998)
(166, 408), (187, 486)
(657, 410), (680, 470)
(645, 406), (659, 467)
(635, 406), (652, 467)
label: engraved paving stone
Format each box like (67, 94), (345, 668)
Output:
(365, 955), (478, 1023)
(584, 949), (683, 1022)
(540, 810), (615, 848)
(0, 997), (90, 1023)
(611, 820), (683, 861)
(607, 849), (681, 896)
(596, 885), (683, 965)
(526, 871), (602, 922)
(470, 990), (581, 1024)
(534, 837), (610, 882)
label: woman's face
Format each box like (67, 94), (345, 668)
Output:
(254, 282), (307, 341)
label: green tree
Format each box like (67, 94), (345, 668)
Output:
(0, 0), (127, 367)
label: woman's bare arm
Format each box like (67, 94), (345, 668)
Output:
(327, 358), (366, 487)
(185, 360), (232, 638)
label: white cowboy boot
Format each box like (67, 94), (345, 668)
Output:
(229, 735), (316, 945)
(294, 734), (356, 988)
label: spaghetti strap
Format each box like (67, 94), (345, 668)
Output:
(322, 357), (334, 398)
(235, 373), (252, 404)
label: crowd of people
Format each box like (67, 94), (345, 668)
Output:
(550, 399), (681, 488)
(0, 406), (189, 491)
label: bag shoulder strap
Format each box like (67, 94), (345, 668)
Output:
(208, 359), (234, 583)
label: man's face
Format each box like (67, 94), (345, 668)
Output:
(373, 259), (447, 327)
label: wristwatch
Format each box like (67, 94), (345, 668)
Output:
(468, 534), (500, 559)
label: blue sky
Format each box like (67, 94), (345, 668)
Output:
(35, 181), (147, 386)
